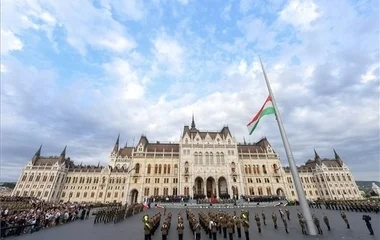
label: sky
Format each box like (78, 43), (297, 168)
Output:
(1, 0), (379, 182)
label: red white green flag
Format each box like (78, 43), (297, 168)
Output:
(247, 96), (275, 135)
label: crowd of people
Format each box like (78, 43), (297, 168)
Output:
(146, 195), (190, 203)
(310, 199), (380, 213)
(0, 196), (91, 238)
(242, 195), (286, 203)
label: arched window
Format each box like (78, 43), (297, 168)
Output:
(266, 187), (272, 195)
(273, 164), (278, 173)
(174, 164), (178, 174)
(209, 152), (214, 164)
(231, 162), (236, 172)
(29, 174), (34, 181)
(22, 174), (27, 181)
(158, 164), (162, 174)
(245, 165), (248, 174)
(198, 152), (203, 164)
(168, 164), (171, 174)
(347, 174), (351, 181)
(147, 164), (151, 174)
(228, 139), (231, 144)
(248, 165), (252, 174)
(258, 187), (263, 195)
(185, 139), (189, 144)
(102, 177), (106, 184)
(205, 152), (209, 164)
(184, 161), (189, 173)
(216, 152), (220, 164)
(154, 164), (158, 174)
(256, 165), (260, 174)
(220, 152), (224, 163)
(135, 163), (140, 174)
(163, 164), (167, 174)
(262, 165), (267, 174)
(194, 152), (198, 164)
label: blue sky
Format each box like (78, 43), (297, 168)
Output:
(1, 0), (379, 181)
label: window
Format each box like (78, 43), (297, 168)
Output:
(172, 187), (178, 195)
(199, 152), (203, 164)
(209, 152), (214, 164)
(158, 164), (162, 174)
(76, 192), (80, 197)
(266, 187), (271, 195)
(273, 164), (278, 174)
(231, 162), (236, 172)
(144, 188), (150, 196)
(168, 164), (171, 174)
(147, 164), (151, 174)
(248, 165), (252, 174)
(155, 164), (158, 174)
(194, 152), (198, 164)
(258, 187), (263, 195)
(91, 192), (95, 198)
(174, 164), (178, 174)
(262, 165), (267, 174)
(216, 153), (220, 164)
(44, 191), (48, 197)
(135, 163), (140, 174)
(163, 187), (169, 195)
(205, 152), (209, 164)
(154, 187), (159, 195)
(114, 192), (118, 198)
(29, 175), (34, 181)
(145, 178), (151, 184)
(164, 164), (167, 174)
(84, 192), (88, 198)
(107, 192), (111, 198)
(184, 187), (189, 195)
(22, 174), (27, 181)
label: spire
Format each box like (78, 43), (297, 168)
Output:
(243, 137), (247, 145)
(113, 134), (120, 153)
(32, 145), (42, 164)
(191, 113), (196, 129)
(314, 149), (322, 164)
(60, 145), (67, 157)
(125, 141), (128, 147)
(333, 149), (344, 166)
(97, 161), (100, 167)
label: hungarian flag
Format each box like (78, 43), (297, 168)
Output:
(247, 96), (275, 135)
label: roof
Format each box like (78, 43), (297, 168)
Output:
(182, 125), (232, 140)
(146, 143), (179, 152)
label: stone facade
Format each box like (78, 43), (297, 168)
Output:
(11, 119), (362, 203)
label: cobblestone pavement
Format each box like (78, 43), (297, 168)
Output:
(17, 206), (379, 240)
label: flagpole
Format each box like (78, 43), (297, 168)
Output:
(259, 57), (317, 235)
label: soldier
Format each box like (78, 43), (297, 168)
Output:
(227, 217), (234, 240)
(312, 214), (323, 235)
(234, 214), (242, 238)
(211, 218), (218, 240)
(322, 213), (331, 231)
(254, 214), (261, 233)
(222, 214), (228, 238)
(297, 209), (303, 219)
(161, 221), (169, 240)
(281, 216), (289, 234)
(177, 218), (184, 240)
(285, 208), (290, 220)
(261, 211), (266, 226)
(194, 219), (202, 240)
(340, 211), (350, 229)
(143, 215), (152, 240)
(299, 217), (307, 235)
(241, 215), (250, 240)
(362, 215), (374, 236)
(271, 212), (278, 229)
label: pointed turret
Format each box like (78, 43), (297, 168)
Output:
(32, 145), (42, 164)
(243, 137), (247, 145)
(191, 113), (196, 129)
(333, 149), (344, 166)
(314, 149), (322, 164)
(59, 145), (67, 164)
(113, 134), (120, 154)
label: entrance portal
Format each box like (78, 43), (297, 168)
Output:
(218, 177), (228, 198)
(276, 188), (285, 197)
(194, 177), (204, 196)
(130, 189), (139, 204)
(206, 177), (216, 198)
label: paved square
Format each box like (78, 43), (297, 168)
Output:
(17, 206), (379, 240)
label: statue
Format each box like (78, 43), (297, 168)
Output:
(371, 183), (380, 196)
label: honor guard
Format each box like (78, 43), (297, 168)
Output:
(143, 214), (152, 240)
(194, 219), (202, 240)
(254, 214), (261, 233)
(362, 215), (374, 235)
(285, 208), (290, 220)
(281, 217), (289, 234)
(322, 213), (331, 231)
(211, 218), (218, 240)
(340, 211), (350, 229)
(271, 212), (278, 229)
(227, 217), (235, 240)
(235, 214), (242, 238)
(241, 212), (250, 240)
(261, 211), (266, 226)
(222, 214), (228, 238)
(177, 217), (184, 240)
(299, 217), (307, 235)
(161, 221), (169, 240)
(312, 214), (323, 235)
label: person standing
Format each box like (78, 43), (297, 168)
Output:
(362, 215), (374, 235)
(254, 214), (261, 233)
(261, 211), (266, 226)
(227, 218), (234, 240)
(177, 220), (184, 240)
(322, 213), (331, 231)
(312, 214), (323, 235)
(340, 212), (350, 229)
(271, 212), (278, 229)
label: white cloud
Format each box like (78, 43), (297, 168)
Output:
(279, 0), (320, 31)
(105, 0), (147, 21)
(1, 29), (23, 55)
(1, 64), (8, 73)
(177, 0), (189, 5)
(239, 0), (254, 14)
(361, 64), (379, 83)
(152, 33), (185, 76)
(221, 4), (232, 20)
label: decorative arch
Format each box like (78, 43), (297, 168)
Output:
(216, 152), (220, 164)
(218, 176), (228, 198)
(147, 164), (151, 174)
(198, 152), (203, 164)
(205, 152), (209, 164)
(130, 189), (139, 204)
(154, 164), (158, 174)
(194, 177), (204, 195)
(135, 163), (140, 174)
(276, 188), (285, 197)
(206, 177), (216, 198)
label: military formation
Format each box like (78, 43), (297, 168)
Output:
(310, 199), (380, 213)
(93, 203), (143, 224)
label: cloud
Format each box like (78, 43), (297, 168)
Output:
(279, 0), (320, 31)
(1, 29), (24, 55)
(0, 0), (379, 183)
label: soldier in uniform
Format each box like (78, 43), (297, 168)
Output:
(143, 214), (152, 240)
(222, 214), (228, 238)
(312, 214), (323, 235)
(227, 217), (234, 240)
(271, 212), (278, 229)
(281, 216), (289, 234)
(211, 217), (218, 240)
(234, 214), (242, 238)
(299, 217), (307, 235)
(161, 220), (169, 240)
(194, 219), (202, 240)
(254, 214), (261, 233)
(241, 214), (250, 240)
(285, 208), (290, 221)
(177, 217), (185, 240)
(322, 213), (331, 231)
(340, 211), (350, 229)
(261, 211), (266, 226)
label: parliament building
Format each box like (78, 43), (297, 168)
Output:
(11, 117), (363, 204)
